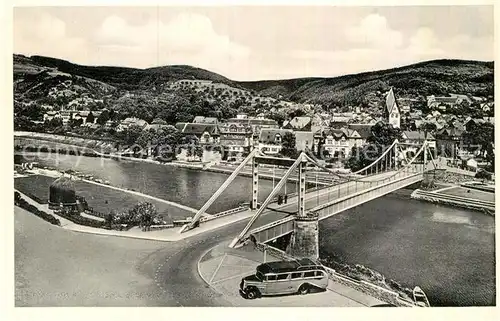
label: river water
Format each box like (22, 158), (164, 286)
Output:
(15, 152), (495, 306)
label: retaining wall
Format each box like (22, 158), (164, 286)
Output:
(254, 242), (417, 307)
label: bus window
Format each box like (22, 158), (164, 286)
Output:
(276, 274), (289, 281)
(314, 271), (324, 278)
(291, 272), (302, 279)
(303, 271), (315, 278)
(267, 275), (277, 281)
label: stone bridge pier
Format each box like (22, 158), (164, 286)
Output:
(287, 212), (319, 260)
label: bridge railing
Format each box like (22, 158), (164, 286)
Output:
(248, 170), (425, 241)
(199, 206), (249, 223)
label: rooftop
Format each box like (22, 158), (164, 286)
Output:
(256, 258), (322, 274)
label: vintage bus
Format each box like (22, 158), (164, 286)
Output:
(240, 258), (329, 299)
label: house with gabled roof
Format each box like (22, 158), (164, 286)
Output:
(193, 116), (218, 124)
(283, 116), (312, 131)
(435, 126), (465, 158)
(117, 117), (149, 132)
(175, 123), (220, 144)
(258, 128), (292, 155)
(313, 127), (363, 158)
(402, 131), (436, 149)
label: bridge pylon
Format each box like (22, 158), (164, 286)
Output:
(288, 211), (319, 260)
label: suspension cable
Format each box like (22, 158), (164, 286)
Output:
(303, 141), (428, 184)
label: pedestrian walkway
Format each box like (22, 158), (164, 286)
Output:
(198, 241), (385, 307)
(15, 190), (259, 242)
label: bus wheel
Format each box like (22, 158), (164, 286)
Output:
(298, 284), (310, 295)
(246, 288), (259, 300)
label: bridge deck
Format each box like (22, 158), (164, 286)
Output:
(247, 166), (426, 244)
(249, 169), (408, 231)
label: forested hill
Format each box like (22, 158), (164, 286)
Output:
(14, 55), (239, 91)
(236, 59), (494, 106)
(14, 54), (493, 109)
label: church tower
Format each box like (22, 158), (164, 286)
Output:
(385, 88), (400, 129)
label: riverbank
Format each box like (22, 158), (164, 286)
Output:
(411, 187), (495, 215)
(15, 166), (204, 220)
(14, 132), (331, 185)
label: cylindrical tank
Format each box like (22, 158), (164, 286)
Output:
(48, 176), (77, 209)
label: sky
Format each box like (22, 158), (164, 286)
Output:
(13, 5), (494, 81)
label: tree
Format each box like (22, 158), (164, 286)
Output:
(128, 202), (159, 228)
(485, 142), (495, 172)
(45, 118), (63, 131)
(267, 109), (287, 126)
(14, 191), (21, 205)
(345, 121), (401, 171)
(105, 211), (114, 229)
(281, 132), (298, 158)
(118, 125), (144, 146)
(420, 122), (437, 133)
(462, 122), (494, 158)
(69, 118), (83, 127)
(367, 121), (402, 147)
(86, 111), (95, 124)
(96, 109), (110, 125)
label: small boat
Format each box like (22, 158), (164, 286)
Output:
(413, 286), (430, 307)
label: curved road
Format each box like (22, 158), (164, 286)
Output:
(16, 206), (250, 306)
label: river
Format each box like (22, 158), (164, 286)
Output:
(15, 152), (495, 306)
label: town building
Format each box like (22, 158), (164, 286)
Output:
(401, 130), (436, 150)
(258, 128), (292, 155)
(218, 122), (254, 161)
(464, 117), (494, 132)
(193, 116), (218, 124)
(427, 94), (472, 110)
(435, 127), (465, 158)
(283, 116), (312, 131)
(175, 123), (220, 144)
(347, 124), (373, 146)
(313, 128), (362, 158)
(294, 131), (314, 152)
(117, 117), (149, 132)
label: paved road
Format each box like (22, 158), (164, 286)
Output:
(16, 206), (258, 306)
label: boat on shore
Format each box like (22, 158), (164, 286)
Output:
(413, 286), (430, 307)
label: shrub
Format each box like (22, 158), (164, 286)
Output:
(475, 169), (492, 181)
(15, 192), (61, 226)
(55, 210), (105, 228)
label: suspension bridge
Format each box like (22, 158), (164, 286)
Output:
(179, 139), (437, 252)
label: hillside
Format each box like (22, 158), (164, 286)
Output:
(17, 55), (238, 91)
(237, 60), (494, 107)
(13, 54), (494, 117)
